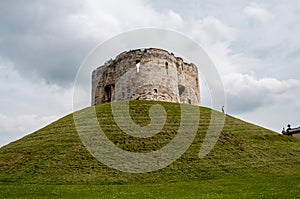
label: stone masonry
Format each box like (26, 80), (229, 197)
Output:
(91, 48), (200, 106)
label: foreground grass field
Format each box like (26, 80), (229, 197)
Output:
(0, 100), (299, 198)
(0, 176), (299, 198)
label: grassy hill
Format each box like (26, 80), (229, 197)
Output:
(0, 100), (299, 198)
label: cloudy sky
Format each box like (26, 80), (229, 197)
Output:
(1, 0), (300, 147)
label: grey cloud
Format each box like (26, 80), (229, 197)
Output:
(0, 1), (93, 86)
(0, 0), (185, 86)
(226, 93), (266, 114)
(226, 87), (271, 114)
(224, 73), (300, 114)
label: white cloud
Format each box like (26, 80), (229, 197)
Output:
(0, 113), (57, 145)
(0, 59), (73, 146)
(244, 3), (274, 23)
(186, 16), (238, 75)
(224, 72), (300, 113)
(189, 16), (237, 45)
(225, 73), (299, 95)
(66, 0), (183, 41)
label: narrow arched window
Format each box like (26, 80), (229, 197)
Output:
(136, 60), (140, 73)
(165, 62), (168, 74)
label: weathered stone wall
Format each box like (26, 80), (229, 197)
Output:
(91, 48), (200, 106)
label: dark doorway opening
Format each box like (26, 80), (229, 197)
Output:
(178, 85), (185, 96)
(104, 84), (114, 103)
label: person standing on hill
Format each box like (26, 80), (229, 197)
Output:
(281, 128), (286, 135)
(286, 124), (292, 136)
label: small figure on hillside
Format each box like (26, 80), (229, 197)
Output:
(222, 105), (225, 114)
(286, 124), (292, 136)
(281, 127), (286, 135)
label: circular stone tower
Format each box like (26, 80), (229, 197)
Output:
(91, 48), (200, 106)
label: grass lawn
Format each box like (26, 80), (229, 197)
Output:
(1, 176), (299, 198)
(0, 101), (299, 198)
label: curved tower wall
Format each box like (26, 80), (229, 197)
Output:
(92, 48), (200, 106)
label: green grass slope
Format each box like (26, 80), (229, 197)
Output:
(0, 100), (299, 192)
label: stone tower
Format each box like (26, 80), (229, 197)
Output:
(91, 48), (200, 106)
